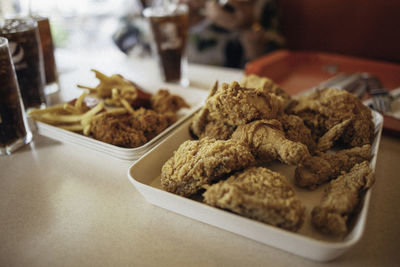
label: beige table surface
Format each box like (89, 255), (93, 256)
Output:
(1, 48), (400, 267)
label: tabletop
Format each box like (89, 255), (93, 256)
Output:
(1, 47), (400, 267)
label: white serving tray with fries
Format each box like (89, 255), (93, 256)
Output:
(35, 85), (209, 161)
(127, 110), (383, 262)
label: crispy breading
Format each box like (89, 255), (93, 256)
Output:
(198, 118), (236, 140)
(161, 137), (255, 196)
(151, 89), (189, 113)
(203, 167), (305, 231)
(189, 81), (233, 140)
(231, 119), (310, 165)
(311, 161), (374, 235)
(279, 114), (317, 153)
(90, 108), (172, 148)
(317, 119), (352, 151)
(288, 88), (374, 147)
(206, 81), (285, 126)
(295, 144), (372, 189)
(240, 74), (291, 105)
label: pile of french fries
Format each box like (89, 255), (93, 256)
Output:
(77, 69), (139, 111)
(29, 70), (139, 136)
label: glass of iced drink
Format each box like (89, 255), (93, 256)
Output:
(33, 16), (59, 95)
(0, 37), (33, 155)
(143, 4), (189, 86)
(0, 17), (46, 110)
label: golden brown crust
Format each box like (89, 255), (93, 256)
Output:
(231, 119), (310, 165)
(289, 88), (374, 147)
(206, 81), (285, 126)
(90, 108), (172, 148)
(295, 144), (372, 189)
(203, 167), (305, 231)
(311, 161), (374, 235)
(317, 119), (352, 151)
(279, 114), (317, 153)
(240, 74), (291, 105)
(151, 89), (190, 113)
(161, 137), (255, 196)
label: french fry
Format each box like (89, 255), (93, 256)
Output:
(77, 69), (139, 105)
(28, 104), (65, 115)
(120, 98), (135, 114)
(58, 124), (84, 132)
(81, 102), (104, 121)
(75, 91), (89, 109)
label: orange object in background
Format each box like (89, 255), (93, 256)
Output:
(245, 49), (400, 136)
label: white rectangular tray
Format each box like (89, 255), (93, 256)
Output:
(35, 85), (208, 160)
(128, 110), (383, 261)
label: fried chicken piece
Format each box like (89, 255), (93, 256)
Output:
(311, 161), (374, 235)
(288, 88), (374, 147)
(206, 81), (285, 127)
(279, 114), (317, 153)
(197, 119), (236, 140)
(190, 81), (235, 140)
(231, 120), (309, 165)
(317, 119), (351, 151)
(133, 107), (174, 140)
(90, 108), (172, 148)
(240, 74), (291, 105)
(295, 144), (372, 189)
(203, 167), (305, 231)
(161, 137), (255, 197)
(151, 89), (189, 113)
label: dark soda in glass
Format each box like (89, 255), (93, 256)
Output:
(0, 37), (32, 155)
(144, 5), (189, 84)
(0, 18), (46, 110)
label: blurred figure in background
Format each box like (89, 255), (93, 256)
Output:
(113, 0), (284, 68)
(185, 0), (284, 68)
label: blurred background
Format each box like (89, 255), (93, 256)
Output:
(1, 0), (399, 66)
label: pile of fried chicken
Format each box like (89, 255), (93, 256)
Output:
(90, 89), (189, 148)
(160, 74), (376, 235)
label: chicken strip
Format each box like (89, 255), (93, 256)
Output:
(206, 81), (285, 127)
(203, 167), (305, 231)
(295, 144), (372, 189)
(240, 74), (291, 106)
(231, 119), (309, 165)
(161, 137), (255, 197)
(288, 88), (374, 147)
(311, 161), (374, 235)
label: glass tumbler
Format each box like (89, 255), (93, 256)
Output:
(0, 17), (46, 111)
(34, 15), (59, 95)
(0, 37), (33, 155)
(143, 4), (189, 86)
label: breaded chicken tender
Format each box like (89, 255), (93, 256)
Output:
(203, 167), (305, 231)
(206, 81), (285, 127)
(161, 137), (255, 196)
(151, 89), (190, 113)
(289, 88), (374, 147)
(295, 144), (372, 189)
(90, 108), (173, 148)
(240, 74), (291, 105)
(231, 120), (309, 165)
(311, 161), (374, 235)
